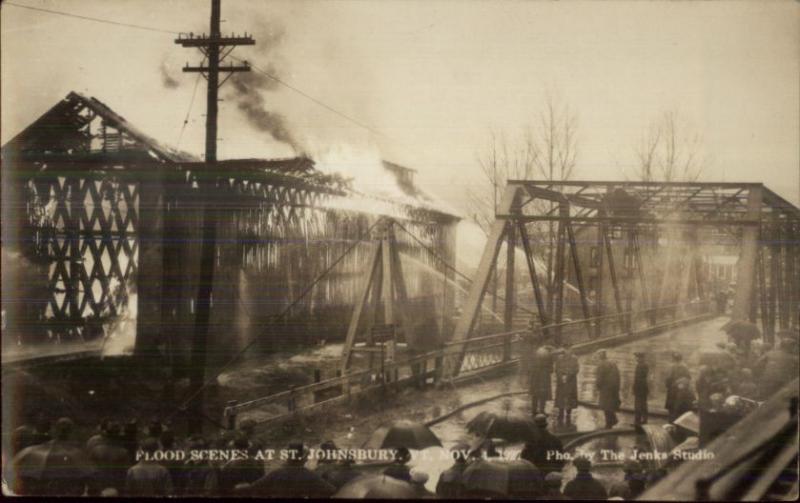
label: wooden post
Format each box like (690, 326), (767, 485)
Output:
(786, 222), (798, 330)
(340, 241), (381, 374)
(382, 222), (395, 364)
(137, 167), (166, 358)
(225, 400), (238, 430)
(440, 220), (458, 338)
(68, 178), (82, 328)
(388, 223), (420, 383)
(768, 225), (779, 342)
(369, 246), (384, 372)
(778, 223), (789, 330)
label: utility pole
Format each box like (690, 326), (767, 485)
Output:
(175, 0), (254, 434)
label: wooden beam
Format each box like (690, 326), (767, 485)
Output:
(381, 225), (394, 326)
(340, 241), (382, 373)
(389, 223), (417, 350)
(381, 223), (396, 362)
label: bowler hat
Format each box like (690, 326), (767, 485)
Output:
(574, 456), (591, 471)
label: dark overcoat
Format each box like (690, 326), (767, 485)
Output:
(596, 360), (621, 412)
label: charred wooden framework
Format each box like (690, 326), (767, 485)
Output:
(340, 220), (411, 374)
(1, 93), (459, 368)
(445, 180), (800, 377)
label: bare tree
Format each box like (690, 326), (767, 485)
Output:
(632, 110), (705, 182)
(530, 97), (579, 300)
(468, 96), (579, 313)
(468, 129), (538, 235)
(469, 96), (578, 234)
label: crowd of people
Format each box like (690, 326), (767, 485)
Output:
(4, 411), (664, 499)
(6, 321), (796, 499)
(525, 323), (798, 432)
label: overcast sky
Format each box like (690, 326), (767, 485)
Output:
(3, 0), (798, 210)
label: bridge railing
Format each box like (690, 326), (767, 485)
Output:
(222, 299), (714, 428)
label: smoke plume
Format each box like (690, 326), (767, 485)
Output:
(228, 70), (302, 152)
(160, 61), (180, 89)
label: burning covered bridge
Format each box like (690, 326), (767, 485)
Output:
(1, 92), (460, 368)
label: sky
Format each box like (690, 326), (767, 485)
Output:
(2, 0), (799, 212)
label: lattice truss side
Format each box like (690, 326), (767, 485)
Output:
(24, 173), (139, 341)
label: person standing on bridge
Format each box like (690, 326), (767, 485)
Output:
(529, 344), (555, 415)
(632, 352), (649, 425)
(554, 348), (579, 426)
(595, 350), (621, 429)
(665, 352), (691, 421)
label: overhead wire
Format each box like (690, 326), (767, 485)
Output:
(231, 56), (386, 138)
(176, 57), (206, 149)
(5, 2), (388, 141)
(4, 1), (181, 34)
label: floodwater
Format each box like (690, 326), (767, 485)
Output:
(251, 316), (730, 494)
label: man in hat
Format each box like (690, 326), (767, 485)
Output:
(313, 440), (339, 480)
(87, 420), (129, 496)
(755, 336), (799, 399)
(665, 352), (691, 420)
(520, 414), (565, 476)
(595, 350), (621, 429)
(554, 348), (579, 425)
(436, 446), (469, 499)
(180, 436), (219, 496)
(409, 468), (435, 498)
(543, 472), (565, 500)
(623, 459), (647, 498)
(633, 351), (649, 425)
(529, 344), (555, 415)
(218, 433), (263, 496)
(236, 418), (264, 451)
(124, 437), (173, 497)
(563, 456), (607, 500)
(322, 451), (362, 490)
(384, 446), (412, 482)
(250, 442), (334, 499)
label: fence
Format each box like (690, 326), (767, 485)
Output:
(221, 299), (715, 428)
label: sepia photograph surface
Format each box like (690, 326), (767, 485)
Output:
(1, 0), (799, 500)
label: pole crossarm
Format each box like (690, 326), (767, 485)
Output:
(175, 35), (256, 47)
(183, 63), (251, 73)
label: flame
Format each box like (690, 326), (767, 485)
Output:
(101, 277), (137, 357)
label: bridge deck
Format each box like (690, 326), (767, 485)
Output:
(248, 316), (734, 492)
